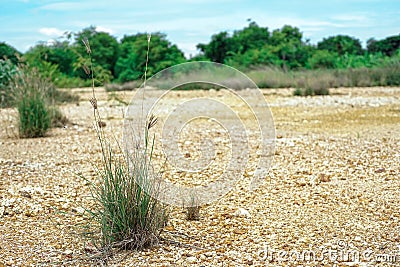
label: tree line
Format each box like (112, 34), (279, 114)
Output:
(1, 23), (399, 87)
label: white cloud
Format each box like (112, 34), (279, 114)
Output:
(39, 27), (64, 37)
(95, 26), (113, 34)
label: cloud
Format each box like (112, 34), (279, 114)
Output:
(39, 27), (64, 36)
(95, 26), (113, 34)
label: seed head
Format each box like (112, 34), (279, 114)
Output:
(90, 97), (98, 110)
(82, 38), (91, 54)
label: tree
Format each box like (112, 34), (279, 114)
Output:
(115, 32), (185, 82)
(74, 26), (119, 78)
(0, 42), (21, 64)
(231, 22), (270, 54)
(197, 31), (233, 63)
(317, 35), (363, 56)
(367, 35), (400, 56)
(307, 50), (337, 69)
(24, 41), (77, 77)
(269, 25), (311, 69)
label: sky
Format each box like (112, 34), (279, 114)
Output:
(1, 0), (399, 58)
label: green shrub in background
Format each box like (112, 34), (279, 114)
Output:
(8, 65), (71, 137)
(0, 59), (18, 107)
(17, 91), (50, 138)
(307, 50), (337, 69)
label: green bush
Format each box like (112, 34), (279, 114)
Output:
(86, 117), (168, 250)
(307, 50), (337, 69)
(293, 88), (303, 96)
(8, 65), (71, 137)
(82, 38), (168, 252)
(17, 91), (50, 138)
(0, 59), (18, 107)
(293, 87), (329, 97)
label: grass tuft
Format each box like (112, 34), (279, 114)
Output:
(81, 36), (168, 255)
(16, 90), (50, 138)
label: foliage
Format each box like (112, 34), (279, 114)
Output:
(307, 50), (337, 69)
(17, 91), (50, 138)
(367, 34), (400, 56)
(115, 33), (185, 82)
(74, 26), (119, 79)
(317, 35), (363, 56)
(0, 59), (18, 107)
(1, 23), (400, 88)
(86, 133), (168, 249)
(197, 31), (233, 63)
(10, 67), (52, 137)
(0, 42), (20, 64)
(231, 22), (270, 54)
(82, 37), (168, 253)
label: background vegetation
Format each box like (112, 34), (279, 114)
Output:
(1, 22), (399, 90)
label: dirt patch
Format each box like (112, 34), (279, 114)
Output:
(0, 87), (399, 266)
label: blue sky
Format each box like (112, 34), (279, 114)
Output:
(1, 0), (399, 57)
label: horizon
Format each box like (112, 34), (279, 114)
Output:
(1, 0), (399, 58)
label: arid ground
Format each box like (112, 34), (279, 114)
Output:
(1, 87), (399, 266)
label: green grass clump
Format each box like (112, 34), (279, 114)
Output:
(9, 66), (55, 138)
(86, 126), (168, 250)
(5, 62), (75, 137)
(17, 91), (50, 137)
(82, 37), (168, 253)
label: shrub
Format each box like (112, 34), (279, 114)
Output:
(0, 59), (18, 107)
(7, 64), (73, 137)
(82, 37), (168, 253)
(9, 66), (54, 137)
(86, 127), (168, 250)
(314, 88), (330, 95)
(308, 50), (337, 69)
(17, 90), (50, 138)
(293, 88), (303, 96)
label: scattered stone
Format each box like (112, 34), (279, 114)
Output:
(235, 208), (251, 218)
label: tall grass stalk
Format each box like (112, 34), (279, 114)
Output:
(82, 37), (167, 253)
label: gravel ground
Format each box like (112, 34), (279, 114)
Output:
(0, 87), (399, 266)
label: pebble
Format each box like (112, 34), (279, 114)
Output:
(186, 256), (197, 263)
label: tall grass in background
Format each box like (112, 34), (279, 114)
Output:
(7, 65), (69, 137)
(247, 59), (400, 93)
(81, 36), (168, 254)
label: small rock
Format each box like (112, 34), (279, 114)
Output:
(186, 256), (197, 263)
(98, 121), (106, 128)
(72, 207), (85, 214)
(64, 249), (73, 255)
(319, 173), (331, 182)
(20, 191), (32, 198)
(235, 208), (251, 218)
(297, 179), (307, 186)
